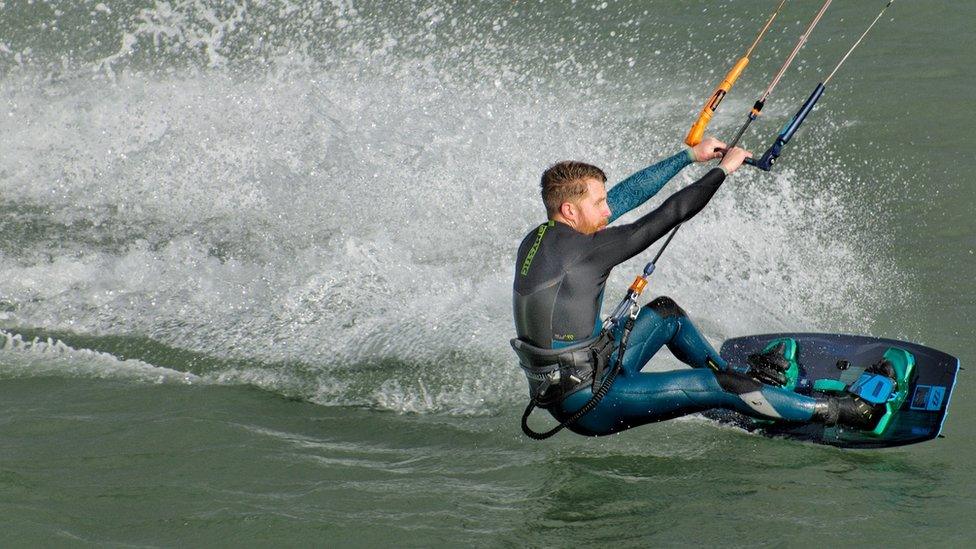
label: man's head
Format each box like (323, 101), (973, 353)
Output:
(540, 161), (611, 235)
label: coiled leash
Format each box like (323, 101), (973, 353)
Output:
(520, 305), (638, 440)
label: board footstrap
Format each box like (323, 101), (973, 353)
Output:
(869, 347), (915, 436)
(809, 347), (916, 436)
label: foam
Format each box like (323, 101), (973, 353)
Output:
(0, 330), (199, 384)
(0, 1), (906, 414)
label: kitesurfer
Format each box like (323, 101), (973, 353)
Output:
(512, 139), (891, 436)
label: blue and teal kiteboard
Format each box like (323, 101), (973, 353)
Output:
(715, 333), (959, 448)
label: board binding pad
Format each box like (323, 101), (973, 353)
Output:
(716, 333), (959, 448)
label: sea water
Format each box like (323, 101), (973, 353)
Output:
(1, 1), (973, 545)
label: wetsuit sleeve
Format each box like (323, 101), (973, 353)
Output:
(584, 167), (726, 270)
(606, 149), (695, 224)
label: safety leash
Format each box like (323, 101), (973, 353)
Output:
(520, 307), (637, 440)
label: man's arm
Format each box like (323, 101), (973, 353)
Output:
(606, 149), (694, 224)
(585, 167), (727, 271)
(606, 137), (728, 224)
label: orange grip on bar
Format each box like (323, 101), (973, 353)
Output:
(628, 276), (648, 295)
(684, 56), (751, 146)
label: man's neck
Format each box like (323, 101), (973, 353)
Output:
(550, 215), (576, 231)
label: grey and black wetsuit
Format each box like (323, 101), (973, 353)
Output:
(514, 151), (723, 348)
(513, 150), (820, 436)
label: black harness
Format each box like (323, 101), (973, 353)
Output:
(511, 312), (638, 440)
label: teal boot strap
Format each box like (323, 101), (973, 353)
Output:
(810, 347), (916, 436)
(762, 337), (800, 391)
(870, 347), (915, 436)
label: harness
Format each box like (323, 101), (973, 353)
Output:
(512, 305), (639, 440)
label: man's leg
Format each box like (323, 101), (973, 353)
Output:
(561, 367), (818, 436)
(558, 295), (821, 435)
(619, 296), (729, 376)
(558, 294), (887, 435)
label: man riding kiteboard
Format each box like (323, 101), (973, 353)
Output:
(511, 138), (894, 437)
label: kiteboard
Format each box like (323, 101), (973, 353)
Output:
(712, 333), (959, 449)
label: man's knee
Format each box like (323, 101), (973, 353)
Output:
(646, 296), (687, 319)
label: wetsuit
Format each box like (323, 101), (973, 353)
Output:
(513, 150), (820, 436)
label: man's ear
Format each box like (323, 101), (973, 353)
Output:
(559, 201), (576, 221)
